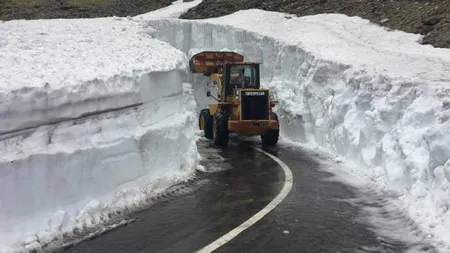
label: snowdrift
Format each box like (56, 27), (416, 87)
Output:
(135, 0), (203, 19)
(0, 17), (198, 251)
(144, 9), (450, 245)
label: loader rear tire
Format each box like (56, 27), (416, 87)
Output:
(261, 112), (279, 146)
(213, 112), (229, 147)
(199, 109), (213, 139)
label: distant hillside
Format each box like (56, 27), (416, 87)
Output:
(180, 0), (450, 49)
(0, 0), (173, 20)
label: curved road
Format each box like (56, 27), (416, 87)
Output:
(61, 137), (437, 253)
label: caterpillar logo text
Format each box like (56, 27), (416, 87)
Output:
(245, 92), (265, 96)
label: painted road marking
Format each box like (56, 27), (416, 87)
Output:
(195, 145), (294, 253)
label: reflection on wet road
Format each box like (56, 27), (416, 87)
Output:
(62, 137), (437, 253)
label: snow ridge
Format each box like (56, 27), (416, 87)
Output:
(0, 18), (187, 135)
(0, 17), (198, 252)
(144, 9), (450, 249)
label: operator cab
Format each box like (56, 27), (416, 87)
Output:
(224, 63), (260, 96)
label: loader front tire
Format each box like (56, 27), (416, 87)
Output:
(261, 112), (279, 146)
(199, 109), (213, 139)
(213, 112), (229, 147)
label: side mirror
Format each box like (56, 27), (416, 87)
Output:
(206, 91), (211, 97)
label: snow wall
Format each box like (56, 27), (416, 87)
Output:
(144, 9), (450, 243)
(0, 18), (198, 251)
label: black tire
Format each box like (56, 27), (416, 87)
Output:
(261, 112), (279, 146)
(199, 109), (213, 139)
(213, 112), (229, 147)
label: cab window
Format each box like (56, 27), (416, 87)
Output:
(229, 65), (257, 87)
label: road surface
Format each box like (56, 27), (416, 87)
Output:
(61, 137), (437, 253)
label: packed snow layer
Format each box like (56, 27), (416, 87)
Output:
(144, 9), (450, 248)
(0, 17), (198, 251)
(0, 17), (188, 135)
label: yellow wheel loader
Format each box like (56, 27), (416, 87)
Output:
(191, 51), (279, 147)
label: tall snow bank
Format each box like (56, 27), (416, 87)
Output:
(0, 17), (198, 251)
(144, 9), (450, 246)
(0, 17), (186, 134)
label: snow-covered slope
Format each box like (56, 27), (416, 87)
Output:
(0, 17), (198, 252)
(135, 0), (203, 19)
(0, 17), (188, 134)
(144, 9), (450, 248)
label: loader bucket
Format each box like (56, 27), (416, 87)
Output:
(189, 51), (244, 74)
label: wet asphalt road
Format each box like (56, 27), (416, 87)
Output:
(62, 137), (436, 253)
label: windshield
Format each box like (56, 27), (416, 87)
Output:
(229, 65), (258, 88)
